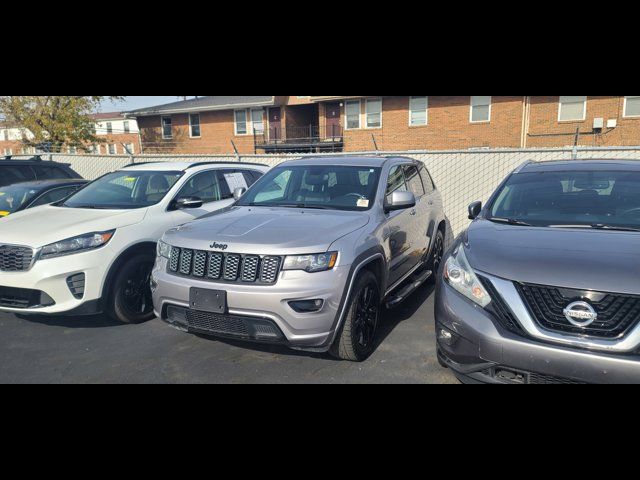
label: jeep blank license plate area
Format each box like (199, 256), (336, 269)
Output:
(189, 288), (227, 314)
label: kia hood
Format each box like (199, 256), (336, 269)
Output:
(466, 219), (640, 295)
(0, 205), (148, 248)
(164, 206), (370, 255)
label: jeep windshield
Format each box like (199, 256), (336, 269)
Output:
(61, 171), (182, 209)
(489, 170), (640, 229)
(237, 165), (381, 211)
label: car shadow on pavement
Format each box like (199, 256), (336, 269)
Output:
(375, 282), (436, 350)
(16, 313), (123, 329)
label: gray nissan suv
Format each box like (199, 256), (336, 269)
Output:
(152, 156), (446, 361)
(436, 160), (640, 384)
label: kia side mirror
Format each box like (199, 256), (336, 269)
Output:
(175, 196), (203, 210)
(234, 187), (247, 201)
(385, 191), (416, 213)
(468, 201), (482, 220)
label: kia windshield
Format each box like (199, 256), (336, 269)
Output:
(237, 165), (381, 211)
(62, 171), (183, 210)
(489, 170), (640, 230)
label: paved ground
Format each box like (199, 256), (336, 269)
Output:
(0, 283), (458, 384)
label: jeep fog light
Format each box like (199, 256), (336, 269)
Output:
(289, 299), (324, 313)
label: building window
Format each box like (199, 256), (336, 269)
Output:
(365, 98), (382, 128)
(162, 116), (173, 139)
(189, 113), (201, 138)
(123, 120), (130, 133)
(1, 130), (6, 141)
(409, 96), (428, 126)
(624, 96), (640, 118)
(123, 143), (135, 154)
(251, 109), (264, 134)
(106, 122), (113, 134)
(558, 96), (587, 122)
(345, 100), (361, 130)
(108, 144), (116, 155)
(3, 148), (12, 156)
(68, 146), (77, 154)
(470, 96), (492, 123)
(235, 110), (248, 135)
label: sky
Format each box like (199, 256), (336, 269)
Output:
(100, 96), (195, 113)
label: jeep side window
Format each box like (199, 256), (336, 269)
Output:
(30, 186), (79, 207)
(418, 164), (436, 194)
(386, 165), (408, 202)
(404, 164), (425, 198)
(177, 171), (222, 204)
(1, 166), (36, 186)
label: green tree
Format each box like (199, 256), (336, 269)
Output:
(0, 96), (125, 152)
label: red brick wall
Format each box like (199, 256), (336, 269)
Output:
(526, 96), (640, 148)
(318, 96), (525, 151)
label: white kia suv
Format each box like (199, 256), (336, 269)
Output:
(0, 161), (269, 323)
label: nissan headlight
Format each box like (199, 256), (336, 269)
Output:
(443, 245), (491, 307)
(157, 240), (172, 259)
(283, 252), (338, 273)
(40, 231), (115, 260)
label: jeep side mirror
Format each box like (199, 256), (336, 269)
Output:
(385, 191), (416, 213)
(234, 187), (247, 201)
(175, 196), (203, 210)
(468, 201), (482, 220)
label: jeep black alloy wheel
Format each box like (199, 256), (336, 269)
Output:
(429, 230), (445, 275)
(110, 253), (156, 324)
(331, 270), (381, 362)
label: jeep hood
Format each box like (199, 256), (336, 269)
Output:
(466, 219), (640, 295)
(164, 206), (370, 255)
(0, 205), (147, 248)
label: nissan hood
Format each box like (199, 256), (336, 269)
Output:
(465, 220), (640, 295)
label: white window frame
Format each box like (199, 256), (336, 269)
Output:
(344, 100), (362, 130)
(409, 96), (429, 126)
(470, 96), (492, 123)
(558, 96), (587, 122)
(623, 96), (640, 118)
(365, 98), (383, 129)
(161, 116), (173, 140)
(123, 120), (130, 133)
(106, 122), (113, 134)
(108, 144), (116, 155)
(251, 108), (265, 135)
(234, 109), (249, 136)
(189, 113), (201, 138)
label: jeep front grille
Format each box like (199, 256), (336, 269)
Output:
(168, 247), (282, 285)
(0, 245), (34, 272)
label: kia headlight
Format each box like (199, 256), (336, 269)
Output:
(157, 240), (172, 259)
(443, 245), (491, 307)
(40, 231), (115, 260)
(283, 252), (338, 273)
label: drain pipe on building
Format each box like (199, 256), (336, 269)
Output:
(520, 96), (531, 149)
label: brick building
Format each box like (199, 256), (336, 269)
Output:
(127, 96), (640, 154)
(0, 112), (141, 156)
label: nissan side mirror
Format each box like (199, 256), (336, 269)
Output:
(234, 187), (247, 201)
(385, 191), (416, 213)
(468, 201), (482, 220)
(175, 196), (203, 210)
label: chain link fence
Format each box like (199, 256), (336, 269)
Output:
(12, 146), (640, 236)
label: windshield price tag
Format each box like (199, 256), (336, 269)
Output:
(224, 173), (248, 192)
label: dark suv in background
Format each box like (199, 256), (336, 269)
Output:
(436, 160), (640, 384)
(0, 156), (82, 187)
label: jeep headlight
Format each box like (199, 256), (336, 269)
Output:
(283, 252), (338, 273)
(40, 230), (115, 260)
(157, 240), (172, 259)
(443, 245), (491, 307)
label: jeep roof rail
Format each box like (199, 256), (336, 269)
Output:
(185, 161), (269, 169)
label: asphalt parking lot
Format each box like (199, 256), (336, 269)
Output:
(0, 283), (458, 384)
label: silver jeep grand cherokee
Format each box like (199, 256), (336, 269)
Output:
(152, 156), (446, 361)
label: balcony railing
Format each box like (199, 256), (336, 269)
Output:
(254, 125), (344, 153)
